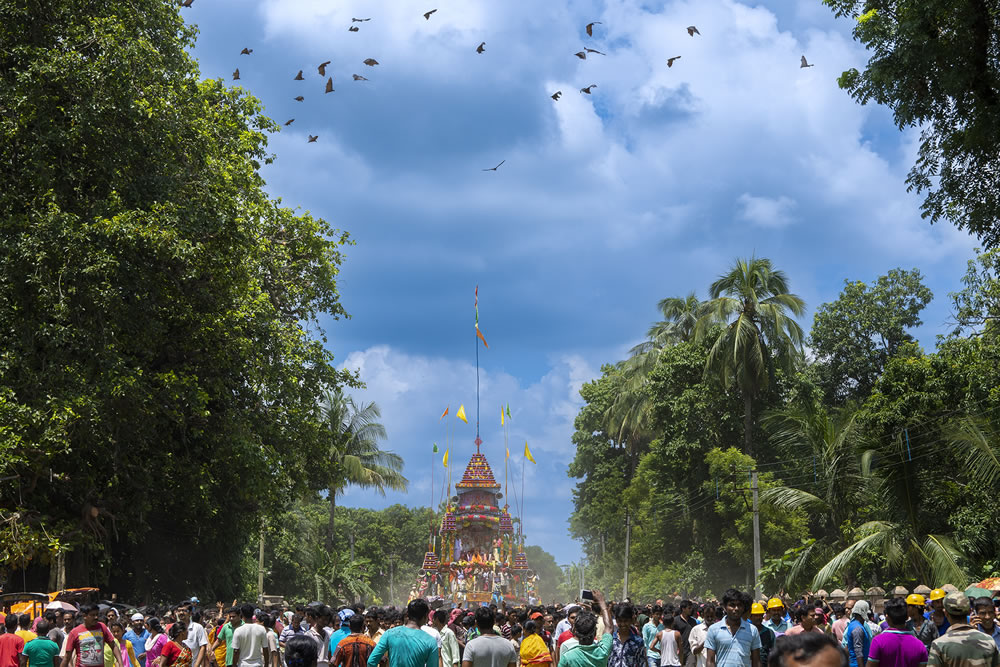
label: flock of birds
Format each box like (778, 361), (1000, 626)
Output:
(179, 1), (816, 169)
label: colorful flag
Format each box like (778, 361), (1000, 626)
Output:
(443, 449), (450, 468)
(456, 404), (468, 423)
(524, 442), (536, 464)
(506, 404), (511, 421)
(501, 406), (505, 426)
(440, 406), (449, 420)
(506, 446), (510, 459)
(476, 325), (489, 348)
(433, 443), (439, 453)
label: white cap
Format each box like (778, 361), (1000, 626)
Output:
(131, 613), (144, 621)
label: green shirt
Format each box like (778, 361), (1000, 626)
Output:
(24, 637), (61, 667)
(222, 622), (243, 666)
(560, 634), (613, 667)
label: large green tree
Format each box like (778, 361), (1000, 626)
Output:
(825, 0), (1000, 246)
(810, 268), (933, 404)
(0, 0), (354, 598)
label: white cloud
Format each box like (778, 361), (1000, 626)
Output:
(737, 193), (798, 228)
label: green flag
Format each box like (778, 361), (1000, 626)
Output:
(433, 443), (439, 453)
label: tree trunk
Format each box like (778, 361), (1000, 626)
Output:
(326, 489), (336, 551)
(743, 392), (753, 456)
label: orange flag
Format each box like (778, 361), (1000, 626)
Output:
(440, 406), (449, 420)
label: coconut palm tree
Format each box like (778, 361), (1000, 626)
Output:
(624, 293), (703, 383)
(321, 388), (408, 550)
(696, 257), (806, 455)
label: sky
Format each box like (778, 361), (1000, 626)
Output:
(180, 0), (980, 567)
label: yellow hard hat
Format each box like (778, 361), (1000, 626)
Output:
(751, 603), (766, 615)
(767, 597), (784, 610)
(929, 589), (946, 601)
(906, 594), (926, 606)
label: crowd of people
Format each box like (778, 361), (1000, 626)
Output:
(2, 587), (999, 667)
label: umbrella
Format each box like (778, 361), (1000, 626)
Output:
(976, 578), (1000, 592)
(965, 586), (993, 599)
(46, 601), (78, 612)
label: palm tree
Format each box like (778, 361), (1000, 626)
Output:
(696, 257), (806, 455)
(321, 388), (408, 551)
(625, 293), (702, 382)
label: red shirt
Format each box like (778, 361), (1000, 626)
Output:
(557, 630), (574, 647)
(66, 622), (116, 667)
(0, 633), (25, 667)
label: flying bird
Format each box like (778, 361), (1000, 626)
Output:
(232, 68), (240, 80)
(363, 58), (379, 66)
(318, 61), (331, 76)
(285, 119), (294, 126)
(687, 25), (700, 36)
(424, 9), (437, 19)
(325, 77), (334, 93)
(667, 56), (681, 67)
(294, 70), (304, 80)
(179, 0), (193, 6)
(580, 84), (597, 94)
(353, 74), (368, 81)
(348, 25), (359, 32)
(800, 55), (814, 68)
(586, 22), (601, 36)
(240, 47), (252, 55)
(482, 160), (505, 172)
(584, 47), (605, 55)
(294, 96), (304, 101)
(308, 135), (318, 143)
(352, 17), (371, 22)
(551, 91), (562, 101)
(575, 51), (587, 59)
(476, 42), (486, 54)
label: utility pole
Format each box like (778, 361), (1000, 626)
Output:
(623, 511), (631, 599)
(258, 532), (265, 604)
(751, 469), (761, 600)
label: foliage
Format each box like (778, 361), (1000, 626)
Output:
(810, 269), (933, 404)
(824, 0), (1000, 246)
(949, 248), (1000, 338)
(0, 0), (355, 598)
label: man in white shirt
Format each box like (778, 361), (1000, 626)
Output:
(231, 605), (271, 667)
(177, 603), (209, 667)
(688, 606), (717, 667)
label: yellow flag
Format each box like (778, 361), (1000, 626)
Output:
(501, 406), (505, 426)
(456, 404), (468, 423)
(506, 447), (510, 459)
(524, 442), (536, 464)
(443, 449), (450, 468)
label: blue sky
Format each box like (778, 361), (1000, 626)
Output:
(182, 0), (979, 567)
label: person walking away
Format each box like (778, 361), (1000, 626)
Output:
(971, 598), (1000, 652)
(0, 614), (24, 667)
(651, 612), (681, 667)
(330, 614), (356, 658)
(519, 623), (550, 667)
(230, 606), (269, 667)
(833, 604), (857, 644)
(461, 608), (516, 667)
(902, 600), (934, 653)
(864, 599), (926, 667)
(785, 609), (824, 637)
(125, 616), (149, 667)
(768, 634), (845, 667)
(430, 613), (459, 667)
(331, 616), (374, 667)
(554, 610), (581, 666)
(704, 589), (760, 667)
(688, 606), (717, 667)
(18, 616), (38, 644)
(927, 594), (999, 667)
(642, 608), (663, 667)
(558, 590), (612, 667)
(366, 600), (438, 667)
(24, 621), (62, 667)
(673, 604), (694, 667)
(763, 603), (788, 638)
(845, 603), (873, 667)
(926, 593), (948, 639)
(284, 637), (316, 667)
(747, 606), (772, 667)
(260, 615), (280, 667)
(62, 605), (122, 667)
(153, 624), (191, 667)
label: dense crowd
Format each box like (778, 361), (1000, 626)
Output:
(1, 587), (998, 667)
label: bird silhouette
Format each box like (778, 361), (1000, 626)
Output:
(352, 17), (371, 22)
(240, 47), (252, 55)
(308, 135), (318, 143)
(482, 160), (505, 171)
(476, 42), (486, 54)
(687, 25), (700, 36)
(800, 55), (814, 68)
(294, 70), (304, 80)
(318, 61), (331, 76)
(363, 58), (379, 66)
(586, 22), (601, 36)
(348, 26), (359, 32)
(353, 74), (369, 81)
(580, 84), (597, 94)
(424, 9), (437, 19)
(294, 96), (304, 101)
(179, 0), (193, 6)
(584, 47), (605, 55)
(667, 56), (681, 67)
(232, 68), (240, 80)
(575, 51), (587, 59)
(551, 91), (562, 101)
(285, 119), (294, 126)
(325, 77), (334, 93)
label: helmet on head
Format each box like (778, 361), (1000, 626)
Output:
(766, 598), (784, 610)
(929, 589), (946, 601)
(906, 594), (926, 606)
(750, 603), (765, 615)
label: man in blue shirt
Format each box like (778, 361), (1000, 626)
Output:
(330, 610), (355, 656)
(367, 600), (438, 667)
(705, 589), (761, 667)
(973, 597), (1000, 651)
(124, 614), (150, 667)
(762, 601), (789, 637)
